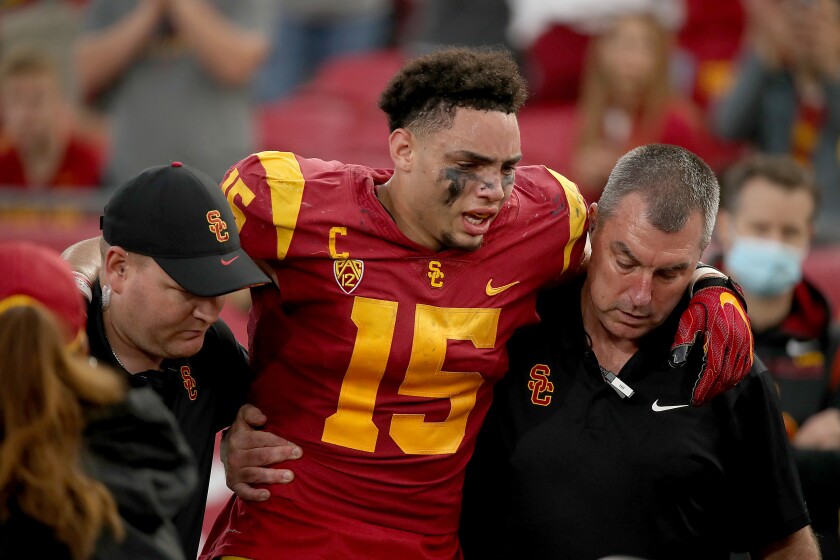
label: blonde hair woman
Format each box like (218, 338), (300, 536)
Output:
(573, 11), (714, 199)
(0, 304), (125, 559)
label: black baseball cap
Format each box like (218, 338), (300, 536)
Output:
(102, 162), (270, 297)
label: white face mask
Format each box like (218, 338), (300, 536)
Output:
(724, 236), (806, 297)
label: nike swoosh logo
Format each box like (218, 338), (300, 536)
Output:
(220, 256), (240, 266)
(486, 279), (520, 296)
(651, 399), (690, 412)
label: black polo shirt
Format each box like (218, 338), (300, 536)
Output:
(87, 281), (252, 559)
(461, 277), (810, 560)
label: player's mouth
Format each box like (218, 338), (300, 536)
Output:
(462, 209), (497, 235)
(464, 212), (491, 224)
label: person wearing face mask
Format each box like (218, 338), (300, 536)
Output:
(716, 153), (840, 558)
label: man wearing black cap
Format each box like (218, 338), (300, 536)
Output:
(84, 161), (272, 559)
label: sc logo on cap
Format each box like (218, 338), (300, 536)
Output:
(206, 210), (230, 243)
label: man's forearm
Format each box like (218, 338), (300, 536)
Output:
(75, 1), (164, 96)
(166, 0), (269, 87)
(756, 526), (821, 559)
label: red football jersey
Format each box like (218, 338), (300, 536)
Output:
(202, 152), (588, 560)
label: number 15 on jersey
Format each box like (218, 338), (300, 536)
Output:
(322, 296), (501, 455)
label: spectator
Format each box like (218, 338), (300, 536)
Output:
(712, 0), (840, 243)
(674, 0), (745, 109)
(0, 241), (196, 560)
(0, 47), (103, 189)
(253, 0), (393, 103)
(715, 154), (840, 558)
(507, 0), (685, 105)
(0, 0), (88, 99)
(571, 11), (714, 200)
(74, 0), (272, 186)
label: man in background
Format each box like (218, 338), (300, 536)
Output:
(0, 47), (102, 189)
(74, 0), (272, 185)
(713, 0), (840, 242)
(716, 153), (840, 557)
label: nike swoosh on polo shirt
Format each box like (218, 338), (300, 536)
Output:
(651, 399), (690, 412)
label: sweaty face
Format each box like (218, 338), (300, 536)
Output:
(114, 256), (224, 362)
(584, 194), (703, 343)
(403, 108), (522, 251)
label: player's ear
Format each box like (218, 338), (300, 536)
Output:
(588, 203), (598, 233)
(389, 128), (413, 173)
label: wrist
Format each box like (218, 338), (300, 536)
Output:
(691, 274), (748, 315)
(692, 275), (737, 294)
(690, 263), (724, 292)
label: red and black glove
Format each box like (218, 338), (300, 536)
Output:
(670, 275), (754, 407)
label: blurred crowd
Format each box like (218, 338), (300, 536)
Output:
(1, 0), (838, 243)
(0, 0), (835, 224)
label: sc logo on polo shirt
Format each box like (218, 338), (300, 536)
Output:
(181, 365), (197, 400)
(528, 364), (554, 406)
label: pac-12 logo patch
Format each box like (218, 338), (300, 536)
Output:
(334, 259), (364, 294)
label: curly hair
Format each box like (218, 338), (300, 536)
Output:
(0, 305), (125, 560)
(378, 47), (528, 134)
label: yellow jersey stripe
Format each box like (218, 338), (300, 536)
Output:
(257, 151), (306, 261)
(546, 168), (588, 273)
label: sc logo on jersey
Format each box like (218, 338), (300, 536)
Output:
(528, 364), (554, 406)
(428, 261), (444, 288)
